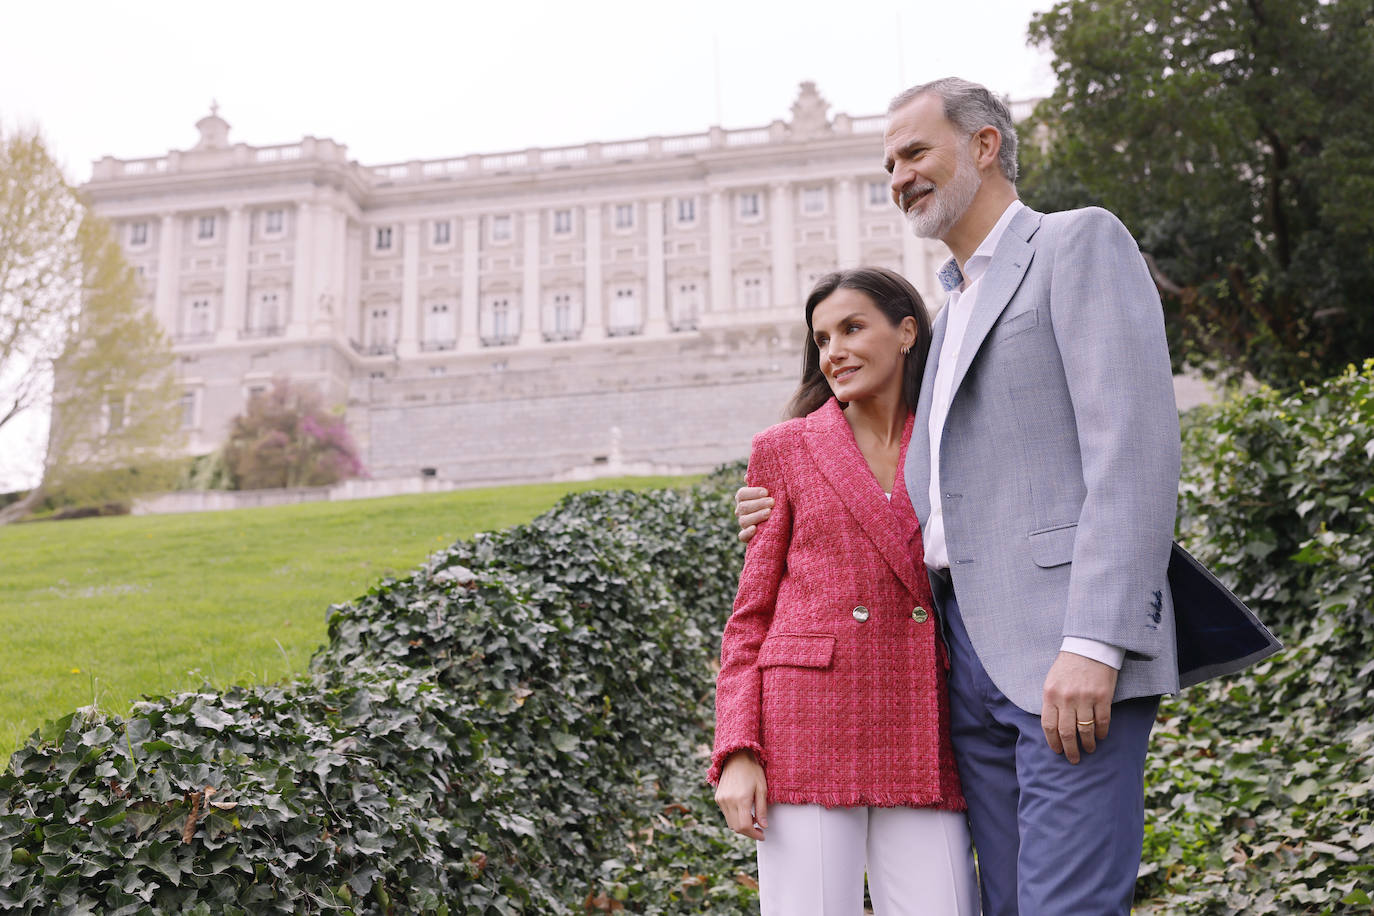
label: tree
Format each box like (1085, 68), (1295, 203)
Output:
(1020, 0), (1374, 388)
(221, 379), (365, 490)
(0, 127), (183, 523)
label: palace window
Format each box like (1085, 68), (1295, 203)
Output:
(737, 192), (761, 220)
(677, 197), (696, 224)
(129, 222), (148, 246)
(738, 274), (768, 309)
(614, 203), (635, 230)
(491, 215), (512, 242)
(485, 297), (515, 344)
(671, 281), (702, 331)
(264, 209), (284, 235)
(197, 215), (217, 240)
(552, 209), (573, 235)
(433, 220), (452, 246)
(188, 298), (213, 336)
(180, 390), (198, 429)
(802, 187), (826, 215)
(609, 286), (640, 335)
(367, 307), (395, 354)
(867, 180), (889, 207)
(253, 292), (281, 335)
(424, 302), (456, 350)
(375, 226), (393, 251)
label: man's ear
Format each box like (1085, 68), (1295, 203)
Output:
(972, 126), (1003, 173)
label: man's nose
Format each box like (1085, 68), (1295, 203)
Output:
(890, 163), (914, 200)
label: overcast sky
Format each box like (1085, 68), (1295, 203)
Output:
(0, 0), (1058, 490)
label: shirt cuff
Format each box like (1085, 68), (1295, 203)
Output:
(1060, 637), (1125, 670)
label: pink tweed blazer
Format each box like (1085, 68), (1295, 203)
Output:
(710, 398), (965, 810)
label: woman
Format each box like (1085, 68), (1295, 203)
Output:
(710, 267), (978, 914)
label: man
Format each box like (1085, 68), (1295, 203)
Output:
(736, 77), (1182, 914)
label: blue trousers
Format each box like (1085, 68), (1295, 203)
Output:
(934, 580), (1158, 916)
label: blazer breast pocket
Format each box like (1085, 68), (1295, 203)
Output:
(757, 633), (836, 669)
(1028, 523), (1077, 568)
(989, 307), (1040, 345)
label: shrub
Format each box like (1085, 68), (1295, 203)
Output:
(222, 379), (365, 490)
(1139, 360), (1374, 913)
(0, 469), (755, 913)
(3, 364), (1371, 912)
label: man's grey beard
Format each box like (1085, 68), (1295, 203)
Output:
(903, 149), (982, 240)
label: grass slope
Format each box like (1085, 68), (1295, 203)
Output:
(0, 476), (692, 755)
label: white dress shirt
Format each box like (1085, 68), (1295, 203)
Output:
(923, 199), (1124, 670)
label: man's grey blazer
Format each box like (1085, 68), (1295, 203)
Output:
(904, 205), (1183, 714)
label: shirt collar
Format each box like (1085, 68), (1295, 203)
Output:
(937, 199), (1026, 292)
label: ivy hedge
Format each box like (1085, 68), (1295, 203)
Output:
(0, 472), (756, 914)
(3, 362), (1372, 913)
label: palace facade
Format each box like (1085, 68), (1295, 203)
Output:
(83, 84), (1032, 484)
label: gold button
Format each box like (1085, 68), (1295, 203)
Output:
(912, 606), (929, 623)
(852, 606), (870, 622)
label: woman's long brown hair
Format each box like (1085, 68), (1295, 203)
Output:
(785, 267), (933, 419)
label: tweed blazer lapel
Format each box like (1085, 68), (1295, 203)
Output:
(946, 206), (1043, 405)
(804, 399), (922, 597)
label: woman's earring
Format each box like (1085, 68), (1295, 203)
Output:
(900, 345), (911, 355)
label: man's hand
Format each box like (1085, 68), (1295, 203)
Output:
(1041, 651), (1118, 764)
(734, 486), (773, 544)
(714, 750), (768, 840)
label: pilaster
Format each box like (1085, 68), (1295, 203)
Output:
(459, 216), (481, 351)
(645, 198), (667, 335)
(582, 205), (604, 339)
(289, 202), (314, 337)
(399, 220), (421, 356)
(770, 183), (796, 309)
(519, 210), (542, 346)
(155, 213), (180, 335)
(708, 191), (730, 313)
(835, 178), (860, 268)
(218, 207), (247, 342)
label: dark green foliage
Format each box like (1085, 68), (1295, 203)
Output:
(1140, 360), (1374, 912)
(1, 469), (756, 913)
(4, 363), (1372, 911)
(1022, 0), (1374, 389)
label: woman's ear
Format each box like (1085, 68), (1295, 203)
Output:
(901, 315), (919, 350)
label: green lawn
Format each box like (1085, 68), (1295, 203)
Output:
(0, 476), (694, 756)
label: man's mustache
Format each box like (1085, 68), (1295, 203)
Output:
(899, 184), (935, 211)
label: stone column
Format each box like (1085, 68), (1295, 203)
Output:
(155, 213), (180, 336)
(645, 198), (667, 335)
(835, 178), (860, 268)
(289, 202), (314, 337)
(459, 216), (481, 351)
(345, 221), (362, 346)
(708, 190), (730, 313)
(902, 226), (924, 290)
(769, 183), (796, 309)
(218, 206), (247, 343)
(399, 220), (421, 356)
(582, 205), (604, 339)
(519, 210), (542, 346)
(311, 204), (343, 336)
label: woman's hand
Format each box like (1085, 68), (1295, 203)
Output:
(734, 486), (774, 544)
(714, 750), (769, 840)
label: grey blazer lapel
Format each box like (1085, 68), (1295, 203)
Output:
(907, 305), (947, 529)
(946, 207), (1042, 404)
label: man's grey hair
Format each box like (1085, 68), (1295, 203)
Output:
(888, 77), (1019, 183)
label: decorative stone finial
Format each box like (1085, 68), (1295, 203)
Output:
(789, 81), (832, 140)
(194, 102), (231, 150)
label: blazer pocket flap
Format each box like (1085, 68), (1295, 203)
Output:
(991, 307), (1039, 342)
(757, 634), (836, 669)
(1029, 524), (1077, 568)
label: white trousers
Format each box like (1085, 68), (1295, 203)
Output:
(756, 804), (979, 916)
